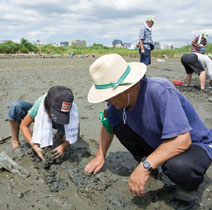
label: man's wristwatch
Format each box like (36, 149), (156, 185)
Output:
(143, 158), (153, 172)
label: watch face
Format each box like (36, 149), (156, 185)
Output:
(143, 160), (150, 169)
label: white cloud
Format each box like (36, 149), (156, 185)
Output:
(0, 0), (211, 47)
(176, 19), (187, 23)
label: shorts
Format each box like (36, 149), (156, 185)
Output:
(181, 53), (204, 74)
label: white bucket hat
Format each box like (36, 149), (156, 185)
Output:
(146, 16), (155, 23)
(87, 54), (146, 103)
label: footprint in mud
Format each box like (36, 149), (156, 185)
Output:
(208, 97), (212, 103)
(84, 104), (93, 110)
(80, 116), (88, 119)
(106, 151), (137, 176)
(163, 68), (172, 71)
(104, 192), (130, 209)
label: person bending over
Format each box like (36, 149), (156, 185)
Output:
(8, 86), (79, 159)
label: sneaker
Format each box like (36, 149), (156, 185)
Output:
(170, 186), (196, 210)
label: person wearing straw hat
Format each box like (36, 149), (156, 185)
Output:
(191, 32), (208, 54)
(8, 86), (79, 160)
(85, 54), (212, 209)
(138, 16), (155, 65)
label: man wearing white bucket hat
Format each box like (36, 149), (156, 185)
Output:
(85, 54), (212, 209)
(138, 16), (155, 65)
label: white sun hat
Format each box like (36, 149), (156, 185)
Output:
(146, 16), (155, 23)
(87, 54), (146, 103)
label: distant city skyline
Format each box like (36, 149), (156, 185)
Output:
(0, 0), (212, 47)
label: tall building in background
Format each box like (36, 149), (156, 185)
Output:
(112, 39), (123, 48)
(69, 39), (86, 47)
(60, 42), (69, 46)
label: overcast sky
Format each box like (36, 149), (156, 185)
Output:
(0, 0), (212, 47)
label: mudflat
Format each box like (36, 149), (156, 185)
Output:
(0, 57), (212, 210)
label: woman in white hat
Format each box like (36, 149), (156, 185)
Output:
(191, 32), (208, 54)
(85, 54), (212, 209)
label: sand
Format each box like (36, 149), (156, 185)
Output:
(0, 57), (212, 210)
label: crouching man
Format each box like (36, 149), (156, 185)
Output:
(85, 54), (212, 209)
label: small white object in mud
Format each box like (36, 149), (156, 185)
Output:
(0, 151), (30, 178)
(157, 59), (165, 62)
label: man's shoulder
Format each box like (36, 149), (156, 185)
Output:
(144, 77), (176, 98)
(139, 24), (146, 31)
(145, 77), (173, 89)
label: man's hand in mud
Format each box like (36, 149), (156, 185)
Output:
(84, 155), (105, 174)
(128, 163), (150, 197)
(52, 144), (65, 159)
(32, 144), (44, 160)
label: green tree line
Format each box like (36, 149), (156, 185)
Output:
(0, 38), (211, 58)
(0, 38), (39, 54)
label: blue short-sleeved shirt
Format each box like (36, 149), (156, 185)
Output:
(108, 77), (212, 160)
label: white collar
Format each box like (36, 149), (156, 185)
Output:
(145, 22), (152, 31)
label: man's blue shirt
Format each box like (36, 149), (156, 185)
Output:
(108, 77), (212, 159)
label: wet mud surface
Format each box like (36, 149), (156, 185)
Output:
(0, 57), (212, 209)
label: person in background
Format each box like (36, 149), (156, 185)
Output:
(181, 53), (212, 91)
(138, 16), (155, 65)
(8, 86), (79, 159)
(190, 32), (208, 54)
(85, 54), (212, 210)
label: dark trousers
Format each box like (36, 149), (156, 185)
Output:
(113, 124), (211, 191)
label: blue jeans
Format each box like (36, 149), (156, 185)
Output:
(139, 47), (151, 65)
(8, 100), (65, 135)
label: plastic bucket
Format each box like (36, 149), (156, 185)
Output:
(173, 80), (184, 86)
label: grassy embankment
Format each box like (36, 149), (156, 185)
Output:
(152, 44), (212, 58)
(1, 39), (212, 58)
(32, 43), (212, 58)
